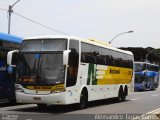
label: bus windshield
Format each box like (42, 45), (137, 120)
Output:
(135, 74), (144, 83)
(17, 39), (67, 86)
(134, 63), (146, 72)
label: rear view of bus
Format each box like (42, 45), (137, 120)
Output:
(134, 62), (159, 91)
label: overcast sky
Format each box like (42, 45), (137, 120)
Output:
(0, 0), (160, 48)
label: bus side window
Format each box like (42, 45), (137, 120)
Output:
(0, 50), (7, 61)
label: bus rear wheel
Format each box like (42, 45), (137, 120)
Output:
(123, 87), (128, 101)
(116, 88), (124, 102)
(79, 90), (88, 109)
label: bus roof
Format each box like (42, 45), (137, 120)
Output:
(23, 35), (133, 56)
(0, 32), (23, 43)
(134, 61), (159, 66)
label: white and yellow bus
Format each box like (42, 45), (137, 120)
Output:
(7, 36), (134, 109)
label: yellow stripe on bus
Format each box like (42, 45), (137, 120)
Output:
(26, 84), (65, 91)
(96, 66), (132, 85)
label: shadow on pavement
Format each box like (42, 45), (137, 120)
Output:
(0, 100), (18, 107)
(8, 98), (130, 114)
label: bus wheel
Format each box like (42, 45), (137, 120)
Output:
(37, 104), (47, 109)
(79, 90), (88, 109)
(116, 88), (123, 102)
(8, 99), (16, 103)
(122, 87), (128, 101)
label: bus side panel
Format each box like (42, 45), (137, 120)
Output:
(77, 63), (133, 102)
(0, 61), (15, 99)
(0, 61), (7, 99)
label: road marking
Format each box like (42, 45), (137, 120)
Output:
(132, 108), (160, 120)
(130, 98), (139, 101)
(152, 94), (159, 97)
(137, 108), (160, 120)
(0, 104), (37, 111)
(146, 108), (160, 114)
(132, 92), (148, 95)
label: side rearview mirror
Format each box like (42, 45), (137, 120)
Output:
(63, 50), (71, 66)
(7, 50), (19, 66)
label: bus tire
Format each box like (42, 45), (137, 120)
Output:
(116, 87), (123, 102)
(37, 104), (47, 109)
(8, 99), (16, 103)
(123, 87), (128, 101)
(79, 89), (88, 109)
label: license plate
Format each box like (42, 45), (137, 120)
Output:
(33, 97), (41, 100)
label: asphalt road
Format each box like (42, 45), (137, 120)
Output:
(0, 87), (160, 120)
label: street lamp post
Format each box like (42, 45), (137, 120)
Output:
(8, 0), (21, 34)
(109, 31), (134, 44)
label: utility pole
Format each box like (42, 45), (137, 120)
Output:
(8, 5), (13, 34)
(8, 0), (21, 34)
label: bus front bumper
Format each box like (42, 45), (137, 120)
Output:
(16, 91), (67, 105)
(134, 83), (145, 91)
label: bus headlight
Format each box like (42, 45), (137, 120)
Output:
(16, 87), (24, 93)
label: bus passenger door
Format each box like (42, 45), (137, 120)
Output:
(66, 40), (79, 103)
(79, 63), (88, 85)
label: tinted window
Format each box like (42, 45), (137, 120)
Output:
(21, 39), (67, 52)
(81, 42), (133, 68)
(0, 49), (7, 61)
(0, 40), (20, 49)
(66, 40), (79, 87)
(17, 53), (64, 86)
